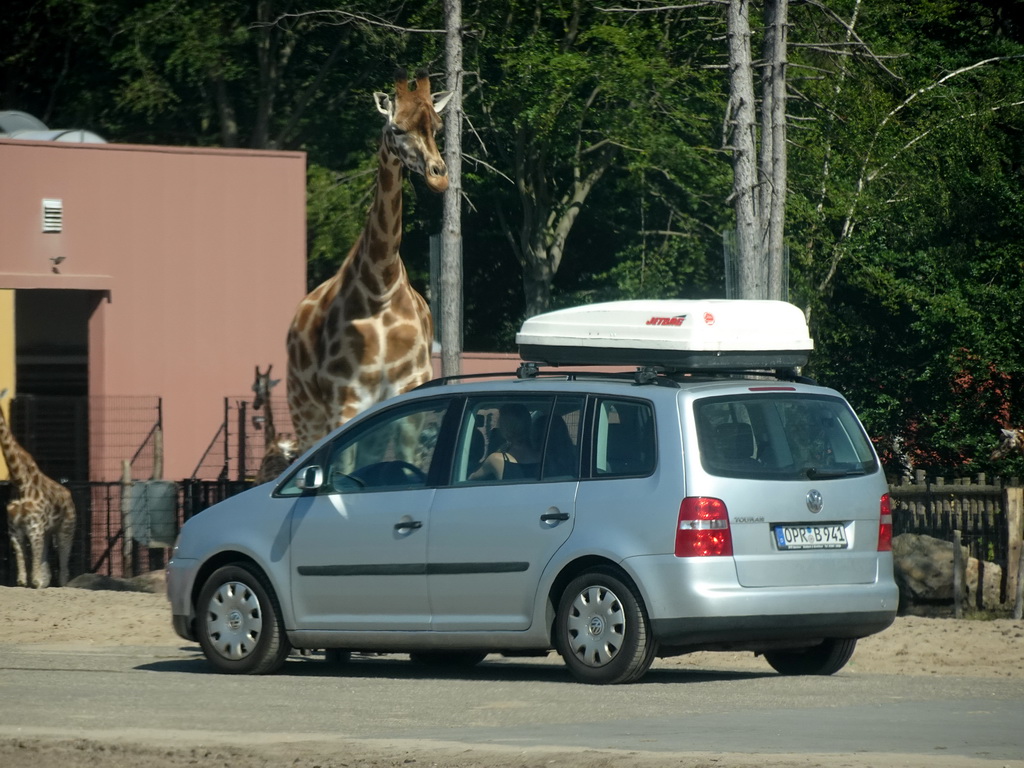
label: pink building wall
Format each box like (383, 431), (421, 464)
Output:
(0, 139), (307, 480)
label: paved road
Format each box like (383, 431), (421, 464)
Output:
(1, 644), (1022, 764)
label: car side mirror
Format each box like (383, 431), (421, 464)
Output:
(295, 465), (324, 491)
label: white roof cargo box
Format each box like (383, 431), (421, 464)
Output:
(516, 299), (812, 371)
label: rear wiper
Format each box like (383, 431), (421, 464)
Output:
(805, 466), (866, 480)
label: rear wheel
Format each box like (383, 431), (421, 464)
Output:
(555, 567), (657, 684)
(764, 637), (857, 676)
(196, 564), (290, 674)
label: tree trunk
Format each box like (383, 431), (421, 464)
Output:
(213, 70), (239, 148)
(761, 0), (788, 301)
(441, 0), (464, 376)
(726, 0), (790, 301)
(521, 251), (555, 320)
(727, 0), (765, 299)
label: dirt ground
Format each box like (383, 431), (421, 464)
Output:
(1, 575), (1022, 768)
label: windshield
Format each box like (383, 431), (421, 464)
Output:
(694, 393), (878, 480)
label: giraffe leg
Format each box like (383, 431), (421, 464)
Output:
(28, 522), (52, 589)
(55, 501), (76, 587)
(8, 504), (30, 587)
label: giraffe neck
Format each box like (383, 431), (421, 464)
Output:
(263, 391), (277, 442)
(0, 403), (37, 489)
(342, 136), (407, 301)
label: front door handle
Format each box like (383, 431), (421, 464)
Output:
(540, 511), (570, 523)
(394, 520), (423, 531)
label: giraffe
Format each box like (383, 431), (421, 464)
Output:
(991, 427), (1024, 460)
(251, 365), (297, 484)
(286, 67), (452, 452)
(0, 389), (75, 588)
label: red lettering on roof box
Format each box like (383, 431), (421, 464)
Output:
(646, 316), (686, 327)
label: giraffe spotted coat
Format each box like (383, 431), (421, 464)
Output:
(0, 389), (76, 588)
(287, 68), (452, 451)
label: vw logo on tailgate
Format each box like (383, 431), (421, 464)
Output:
(806, 489), (824, 514)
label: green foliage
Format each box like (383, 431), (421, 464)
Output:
(777, 0), (1024, 477)
(6, 0), (1024, 477)
(458, 1), (729, 316)
(305, 163), (374, 290)
(596, 237), (712, 301)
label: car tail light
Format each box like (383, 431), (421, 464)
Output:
(878, 493), (893, 552)
(676, 497), (733, 557)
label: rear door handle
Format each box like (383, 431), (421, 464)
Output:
(540, 511), (570, 523)
(394, 520), (423, 531)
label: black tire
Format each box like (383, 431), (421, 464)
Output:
(196, 564), (291, 675)
(409, 651), (488, 667)
(554, 567), (657, 684)
(764, 637), (857, 676)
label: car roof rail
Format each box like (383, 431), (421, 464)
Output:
(414, 363), (685, 389)
(664, 367), (818, 385)
(412, 371), (521, 390)
(413, 363), (816, 390)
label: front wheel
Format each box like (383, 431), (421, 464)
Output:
(763, 637), (857, 676)
(554, 567), (657, 684)
(196, 564), (290, 674)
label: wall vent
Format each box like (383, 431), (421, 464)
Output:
(42, 198), (63, 233)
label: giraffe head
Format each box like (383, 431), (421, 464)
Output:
(252, 365), (280, 413)
(990, 427), (1024, 460)
(374, 68), (453, 193)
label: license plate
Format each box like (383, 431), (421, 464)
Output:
(774, 523), (848, 550)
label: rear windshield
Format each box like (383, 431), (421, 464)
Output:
(694, 393), (878, 480)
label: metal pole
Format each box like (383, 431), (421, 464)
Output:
(1014, 544), (1024, 620)
(952, 529), (963, 619)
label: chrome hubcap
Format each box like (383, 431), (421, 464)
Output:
(565, 585), (626, 668)
(205, 581), (262, 660)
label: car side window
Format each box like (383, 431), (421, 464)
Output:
(454, 395), (576, 484)
(275, 400), (448, 496)
(591, 398), (656, 478)
(694, 394), (878, 480)
(541, 396), (584, 481)
(323, 400), (448, 492)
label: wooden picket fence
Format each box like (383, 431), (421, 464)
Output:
(889, 471), (1024, 610)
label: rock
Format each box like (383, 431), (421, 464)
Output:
(892, 533), (1004, 613)
(67, 570), (165, 594)
(966, 556), (1004, 609)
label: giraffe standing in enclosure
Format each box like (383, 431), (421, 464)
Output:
(286, 68), (452, 451)
(252, 365), (297, 484)
(991, 427), (1024, 460)
(0, 389), (75, 588)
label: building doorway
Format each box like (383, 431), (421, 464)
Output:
(13, 289), (99, 481)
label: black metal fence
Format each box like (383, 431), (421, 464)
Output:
(191, 396), (293, 481)
(8, 392), (292, 486)
(9, 394), (162, 483)
(0, 478), (250, 586)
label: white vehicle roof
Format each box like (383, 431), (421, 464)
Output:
(516, 299), (812, 371)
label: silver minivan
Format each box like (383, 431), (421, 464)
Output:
(167, 300), (898, 684)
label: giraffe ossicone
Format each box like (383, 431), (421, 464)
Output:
(0, 388), (76, 588)
(286, 68), (451, 452)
